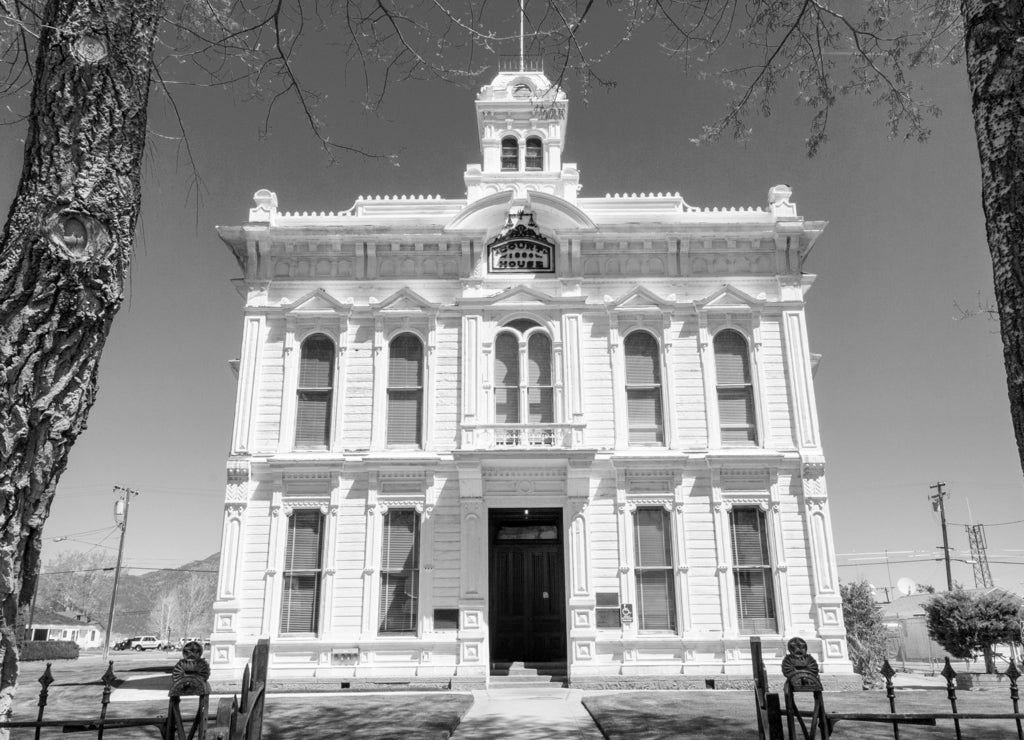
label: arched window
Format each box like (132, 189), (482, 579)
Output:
(387, 333), (424, 447)
(624, 331), (664, 445)
(295, 334), (334, 449)
(714, 330), (757, 446)
(525, 136), (543, 170)
(501, 136), (519, 171)
(494, 322), (553, 440)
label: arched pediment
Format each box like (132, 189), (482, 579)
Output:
(444, 190), (597, 234)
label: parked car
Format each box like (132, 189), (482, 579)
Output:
(112, 639), (132, 651)
(132, 635), (162, 651)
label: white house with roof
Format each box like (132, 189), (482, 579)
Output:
(209, 59), (853, 688)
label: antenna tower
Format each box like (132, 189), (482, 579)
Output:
(966, 523), (994, 588)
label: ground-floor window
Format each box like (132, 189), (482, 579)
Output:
(633, 507), (676, 632)
(730, 507), (777, 633)
(379, 509), (420, 634)
(280, 509), (325, 634)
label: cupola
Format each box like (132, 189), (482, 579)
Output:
(464, 58), (580, 204)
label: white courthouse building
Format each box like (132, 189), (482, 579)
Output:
(210, 61), (853, 688)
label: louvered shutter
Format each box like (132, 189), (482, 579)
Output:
(527, 334), (553, 423)
(379, 510), (420, 633)
(633, 508), (676, 631)
(624, 332), (664, 445)
(295, 335), (334, 448)
(730, 508), (777, 633)
(714, 330), (757, 445)
(495, 333), (520, 423)
(387, 334), (423, 446)
(280, 510), (324, 633)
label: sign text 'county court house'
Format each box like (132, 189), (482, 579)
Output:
(209, 59), (855, 690)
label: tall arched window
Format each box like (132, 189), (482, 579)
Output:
(624, 331), (664, 445)
(525, 136), (543, 170)
(714, 329), (757, 445)
(295, 334), (334, 449)
(501, 136), (519, 171)
(387, 333), (424, 447)
(494, 321), (553, 440)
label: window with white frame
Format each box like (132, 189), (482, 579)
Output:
(386, 333), (424, 448)
(714, 329), (757, 446)
(624, 331), (664, 446)
(295, 334), (334, 449)
(525, 136), (543, 170)
(730, 507), (777, 633)
(494, 320), (553, 427)
(501, 136), (519, 171)
(633, 507), (676, 631)
(280, 509), (325, 634)
(379, 509), (420, 634)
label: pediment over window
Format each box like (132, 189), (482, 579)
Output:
(371, 287), (440, 315)
(694, 285), (765, 312)
(444, 189), (597, 233)
(457, 284), (588, 310)
(605, 285), (677, 312)
(284, 288), (353, 317)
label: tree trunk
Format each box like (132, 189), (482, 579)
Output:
(983, 644), (996, 674)
(0, 0), (161, 728)
(963, 0), (1024, 476)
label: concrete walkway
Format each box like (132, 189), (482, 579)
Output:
(450, 687), (605, 739)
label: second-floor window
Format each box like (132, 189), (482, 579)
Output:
(295, 334), (334, 449)
(387, 333), (424, 447)
(501, 136), (519, 171)
(624, 331), (664, 445)
(280, 509), (325, 634)
(494, 321), (552, 425)
(525, 136), (543, 170)
(714, 329), (757, 446)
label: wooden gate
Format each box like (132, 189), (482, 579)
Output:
(0, 638), (268, 739)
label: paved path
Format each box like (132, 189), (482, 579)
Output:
(450, 687), (605, 739)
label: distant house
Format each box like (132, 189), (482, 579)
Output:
(880, 588), (1023, 666)
(26, 609), (104, 649)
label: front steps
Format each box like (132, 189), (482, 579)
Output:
(490, 661), (568, 688)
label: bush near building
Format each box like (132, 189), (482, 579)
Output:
(924, 587), (1023, 674)
(841, 580), (888, 688)
(20, 641), (79, 661)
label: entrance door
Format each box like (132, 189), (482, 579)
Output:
(488, 509), (566, 663)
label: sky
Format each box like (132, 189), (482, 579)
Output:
(1, 14), (1019, 599)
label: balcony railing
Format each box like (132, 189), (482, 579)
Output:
(461, 423), (585, 450)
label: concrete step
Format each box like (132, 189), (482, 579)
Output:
(489, 676), (568, 688)
(490, 661), (567, 677)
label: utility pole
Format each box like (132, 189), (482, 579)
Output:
(929, 482), (953, 591)
(102, 485), (138, 662)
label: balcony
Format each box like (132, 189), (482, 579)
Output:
(461, 423), (585, 450)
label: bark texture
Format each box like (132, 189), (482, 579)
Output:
(963, 0), (1024, 475)
(0, 0), (162, 724)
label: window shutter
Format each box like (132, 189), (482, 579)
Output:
(525, 137), (543, 170)
(387, 334), (424, 447)
(280, 510), (324, 633)
(527, 334), (551, 385)
(634, 508), (671, 567)
(501, 137), (519, 170)
(730, 508), (777, 633)
(714, 331), (750, 384)
(636, 570), (675, 631)
(380, 510), (420, 633)
(624, 332), (661, 384)
(730, 508), (768, 565)
(295, 335), (334, 448)
(495, 333), (521, 424)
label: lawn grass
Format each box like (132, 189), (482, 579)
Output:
(584, 689), (1024, 739)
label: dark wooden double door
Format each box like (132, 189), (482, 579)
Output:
(488, 509), (566, 663)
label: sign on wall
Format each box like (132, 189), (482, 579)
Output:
(486, 208), (556, 274)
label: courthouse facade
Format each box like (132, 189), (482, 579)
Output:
(210, 62), (852, 687)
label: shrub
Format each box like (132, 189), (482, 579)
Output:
(841, 580), (888, 688)
(20, 640), (80, 661)
(924, 587), (1022, 674)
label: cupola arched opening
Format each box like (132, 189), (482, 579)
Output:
(525, 137), (543, 171)
(501, 136), (519, 171)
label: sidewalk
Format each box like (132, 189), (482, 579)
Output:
(450, 687), (605, 739)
